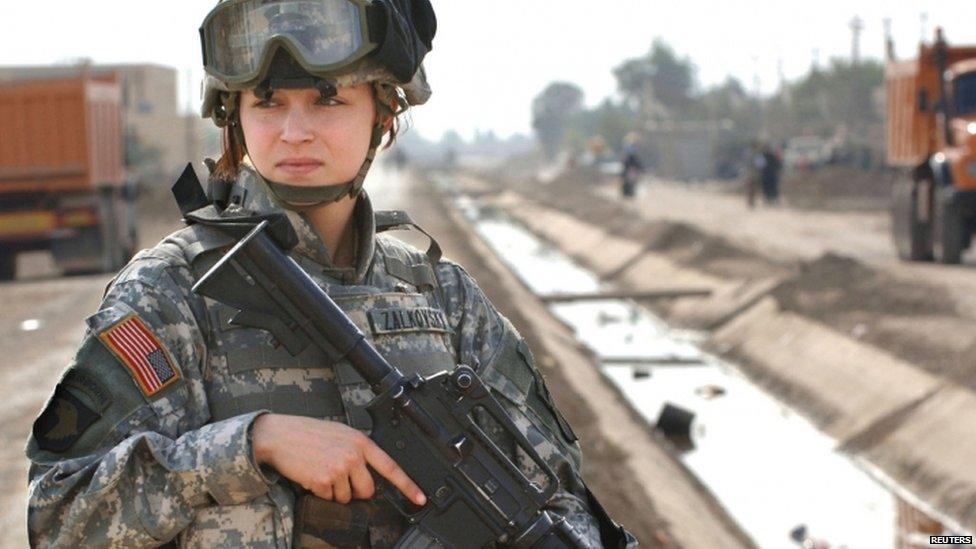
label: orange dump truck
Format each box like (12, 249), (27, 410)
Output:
(889, 29), (976, 263)
(0, 75), (136, 279)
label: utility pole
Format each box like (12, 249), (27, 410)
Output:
(849, 15), (864, 63)
(777, 58), (785, 92)
(884, 17), (895, 60)
(777, 56), (790, 107)
(751, 54), (764, 138)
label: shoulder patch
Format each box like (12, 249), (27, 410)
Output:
(33, 385), (101, 452)
(98, 315), (181, 398)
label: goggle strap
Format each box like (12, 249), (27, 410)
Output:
(214, 92), (240, 128)
(254, 78), (339, 101)
(365, 4), (388, 45)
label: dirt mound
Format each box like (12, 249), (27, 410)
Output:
(700, 166), (896, 212)
(772, 253), (956, 318)
(647, 222), (754, 263)
(781, 166), (898, 212)
(770, 253), (976, 389)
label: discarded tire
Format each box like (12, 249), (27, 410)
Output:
(656, 402), (695, 438)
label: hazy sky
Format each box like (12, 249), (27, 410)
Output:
(2, 1), (975, 141)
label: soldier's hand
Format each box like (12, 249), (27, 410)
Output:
(251, 413), (426, 506)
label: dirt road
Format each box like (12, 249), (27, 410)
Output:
(607, 179), (976, 292)
(494, 168), (976, 389)
(617, 179), (976, 381)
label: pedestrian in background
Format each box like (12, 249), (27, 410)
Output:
(761, 144), (783, 205)
(621, 131), (644, 199)
(746, 140), (763, 208)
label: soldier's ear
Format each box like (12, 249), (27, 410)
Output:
(380, 113), (395, 133)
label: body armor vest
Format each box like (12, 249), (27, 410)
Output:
(173, 211), (453, 548)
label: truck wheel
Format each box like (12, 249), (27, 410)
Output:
(891, 178), (932, 261)
(52, 227), (103, 275)
(0, 249), (15, 281)
(933, 188), (965, 264)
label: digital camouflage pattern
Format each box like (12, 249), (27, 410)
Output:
(25, 166), (603, 548)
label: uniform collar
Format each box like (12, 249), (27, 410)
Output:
(233, 165), (376, 285)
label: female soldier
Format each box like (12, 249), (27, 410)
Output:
(26, 1), (632, 547)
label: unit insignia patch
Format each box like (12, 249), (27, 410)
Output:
(33, 385), (101, 452)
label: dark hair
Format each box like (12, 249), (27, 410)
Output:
(212, 88), (405, 181)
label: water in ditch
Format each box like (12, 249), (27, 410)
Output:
(455, 196), (895, 549)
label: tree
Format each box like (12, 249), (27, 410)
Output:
(531, 82), (585, 160)
(699, 77), (750, 121)
(613, 40), (697, 118)
(769, 58), (884, 139)
(566, 98), (638, 154)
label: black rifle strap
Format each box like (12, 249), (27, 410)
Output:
(585, 483), (637, 548)
(171, 163), (210, 217)
(374, 209), (443, 266)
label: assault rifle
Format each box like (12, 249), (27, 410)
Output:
(193, 217), (585, 548)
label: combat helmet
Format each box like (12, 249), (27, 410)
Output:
(199, 0), (436, 206)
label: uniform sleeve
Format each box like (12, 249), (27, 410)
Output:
(25, 257), (275, 547)
(435, 261), (605, 547)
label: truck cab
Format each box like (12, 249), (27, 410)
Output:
(889, 30), (976, 264)
(941, 61), (976, 188)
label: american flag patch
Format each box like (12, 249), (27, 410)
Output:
(99, 315), (180, 397)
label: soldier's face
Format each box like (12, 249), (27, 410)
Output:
(239, 84), (376, 186)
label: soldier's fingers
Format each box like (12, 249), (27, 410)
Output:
(314, 483), (334, 501)
(349, 464), (375, 500)
(333, 475), (353, 504)
(364, 443), (426, 506)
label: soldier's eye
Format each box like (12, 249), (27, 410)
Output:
(315, 96), (343, 107)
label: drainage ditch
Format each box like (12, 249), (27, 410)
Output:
(453, 193), (896, 549)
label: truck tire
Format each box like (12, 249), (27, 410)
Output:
(52, 226), (103, 276)
(97, 186), (138, 273)
(0, 249), (15, 281)
(891, 177), (933, 261)
(933, 187), (965, 264)
(97, 187), (123, 272)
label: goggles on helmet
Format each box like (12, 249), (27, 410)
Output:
(200, 0), (382, 88)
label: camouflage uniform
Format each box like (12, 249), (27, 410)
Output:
(25, 167), (603, 548)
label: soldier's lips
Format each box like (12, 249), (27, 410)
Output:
(276, 159), (324, 176)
